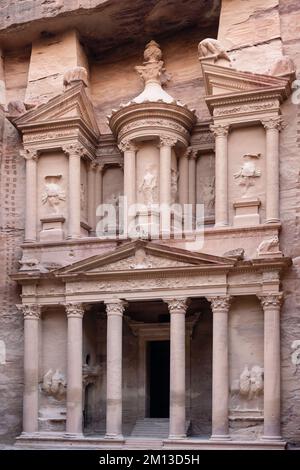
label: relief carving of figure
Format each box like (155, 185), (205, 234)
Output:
(130, 248), (152, 269)
(41, 175), (66, 214)
(233, 365), (264, 404)
(80, 183), (86, 212)
(198, 38), (231, 64)
(234, 153), (261, 196)
(171, 168), (178, 203)
(139, 168), (157, 206)
(256, 235), (280, 256)
(291, 340), (300, 374)
(42, 369), (66, 400)
(202, 176), (215, 212)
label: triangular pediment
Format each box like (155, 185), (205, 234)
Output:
(13, 82), (99, 137)
(54, 240), (235, 278)
(201, 62), (291, 98)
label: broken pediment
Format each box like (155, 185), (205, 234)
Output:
(54, 240), (235, 278)
(12, 82), (99, 140)
(201, 61), (292, 99)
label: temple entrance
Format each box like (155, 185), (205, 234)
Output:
(148, 340), (170, 418)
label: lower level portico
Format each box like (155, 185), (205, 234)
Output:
(12, 240), (290, 449)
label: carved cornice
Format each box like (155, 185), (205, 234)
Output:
(210, 123), (229, 137)
(261, 116), (285, 131)
(65, 302), (85, 318)
(159, 135), (177, 147)
(105, 300), (127, 316)
(208, 295), (232, 312)
(258, 293), (283, 310)
(20, 148), (39, 161)
(165, 298), (188, 314)
(17, 303), (41, 319)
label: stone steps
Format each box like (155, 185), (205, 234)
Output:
(130, 418), (170, 438)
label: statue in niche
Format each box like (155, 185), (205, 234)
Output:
(139, 168), (157, 206)
(291, 340), (300, 374)
(171, 168), (178, 203)
(41, 175), (65, 214)
(234, 153), (261, 196)
(256, 235), (280, 256)
(130, 248), (152, 269)
(42, 369), (66, 400)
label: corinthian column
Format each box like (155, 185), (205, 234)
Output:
(210, 124), (229, 227)
(18, 304), (41, 433)
(119, 140), (137, 225)
(87, 161), (97, 234)
(208, 295), (231, 440)
(159, 136), (176, 236)
(166, 298), (187, 439)
(65, 303), (84, 435)
(105, 300), (126, 439)
(259, 293), (283, 440)
(64, 144), (84, 239)
(21, 149), (38, 242)
(261, 117), (284, 224)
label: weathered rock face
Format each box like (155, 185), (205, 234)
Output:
(0, 0), (300, 448)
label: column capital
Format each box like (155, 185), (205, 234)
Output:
(118, 139), (137, 153)
(20, 148), (39, 161)
(208, 295), (232, 312)
(261, 116), (285, 131)
(89, 161), (98, 172)
(210, 124), (230, 137)
(63, 143), (85, 157)
(165, 298), (188, 314)
(105, 300), (127, 316)
(159, 135), (177, 147)
(258, 293), (283, 310)
(17, 303), (41, 319)
(65, 302), (85, 318)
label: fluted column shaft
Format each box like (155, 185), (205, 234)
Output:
(22, 150), (38, 242)
(105, 300), (126, 439)
(167, 298), (187, 439)
(262, 118), (283, 224)
(65, 145), (84, 239)
(66, 303), (84, 435)
(259, 294), (282, 439)
(210, 125), (229, 227)
(209, 295), (231, 439)
(19, 304), (41, 433)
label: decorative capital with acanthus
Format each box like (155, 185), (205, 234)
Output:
(65, 303), (85, 318)
(20, 148), (39, 161)
(210, 124), (230, 137)
(105, 300), (127, 316)
(165, 298), (188, 314)
(208, 295), (232, 312)
(118, 139), (138, 153)
(261, 116), (285, 131)
(258, 293), (283, 310)
(159, 135), (177, 147)
(17, 303), (41, 319)
(135, 40), (167, 86)
(62, 143), (85, 158)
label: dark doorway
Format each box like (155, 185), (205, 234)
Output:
(148, 340), (170, 418)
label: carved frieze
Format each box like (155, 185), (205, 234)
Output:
(214, 101), (278, 117)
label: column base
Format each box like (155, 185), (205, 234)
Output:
(265, 218), (280, 224)
(168, 434), (186, 440)
(210, 434), (231, 441)
(261, 435), (283, 441)
(214, 222), (228, 228)
(105, 433), (124, 440)
(64, 432), (84, 439)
